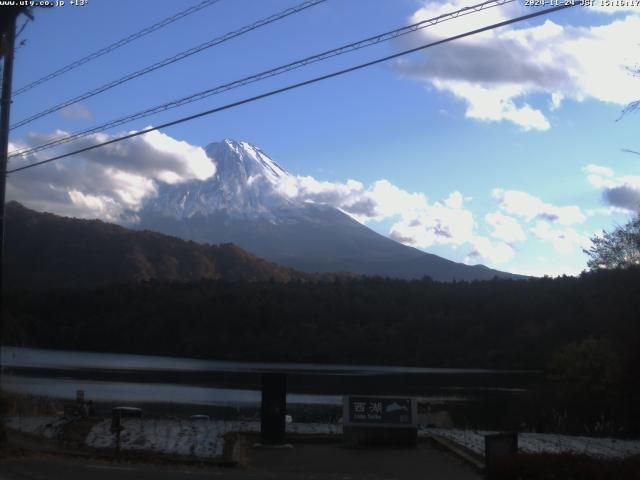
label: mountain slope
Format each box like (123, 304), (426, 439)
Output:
(3, 201), (311, 290)
(138, 139), (525, 281)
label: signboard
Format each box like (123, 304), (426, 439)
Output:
(344, 396), (417, 427)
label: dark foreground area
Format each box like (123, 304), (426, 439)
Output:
(0, 443), (480, 480)
(493, 453), (640, 480)
(3, 442), (640, 480)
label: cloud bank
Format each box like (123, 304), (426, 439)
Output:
(7, 129), (215, 222)
(8, 129), (594, 269)
(277, 172), (588, 265)
(489, 188), (590, 253)
(396, 1), (640, 130)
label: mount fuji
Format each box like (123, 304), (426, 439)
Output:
(137, 140), (523, 281)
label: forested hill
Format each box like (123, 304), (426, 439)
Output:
(5, 267), (640, 434)
(5, 268), (639, 371)
(3, 202), (315, 290)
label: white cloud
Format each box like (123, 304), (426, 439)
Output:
(433, 81), (551, 130)
(7, 129), (215, 221)
(279, 176), (522, 267)
(388, 204), (475, 248)
(586, 206), (629, 217)
(485, 187), (590, 260)
(67, 190), (123, 220)
(485, 211), (526, 243)
(492, 188), (586, 224)
(279, 176), (477, 248)
(584, 164), (640, 211)
(368, 180), (430, 221)
(530, 221), (591, 254)
(465, 236), (515, 265)
(277, 175), (374, 221)
(550, 92), (564, 111)
(397, 1), (640, 130)
(583, 164), (615, 177)
(368, 184), (476, 248)
(444, 191), (464, 209)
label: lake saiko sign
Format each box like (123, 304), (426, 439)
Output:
(344, 396), (416, 426)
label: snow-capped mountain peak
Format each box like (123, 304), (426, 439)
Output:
(137, 139), (523, 281)
(207, 139), (291, 186)
(143, 139), (298, 220)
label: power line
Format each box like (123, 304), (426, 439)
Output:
(12, 0), (223, 97)
(623, 99), (639, 115)
(7, 3), (577, 175)
(621, 148), (640, 156)
(15, 16), (30, 41)
(9, 0), (515, 159)
(10, 0), (326, 131)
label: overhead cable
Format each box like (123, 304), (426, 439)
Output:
(13, 0), (224, 96)
(10, 0), (326, 130)
(9, 0), (514, 158)
(7, 3), (577, 175)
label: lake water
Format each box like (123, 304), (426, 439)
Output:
(1, 346), (526, 375)
(2, 374), (344, 406)
(1, 346), (532, 409)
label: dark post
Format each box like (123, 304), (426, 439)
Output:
(111, 408), (122, 454)
(485, 432), (518, 479)
(260, 373), (287, 445)
(0, 9), (18, 384)
(115, 427), (121, 455)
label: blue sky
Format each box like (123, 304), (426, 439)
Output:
(6, 0), (640, 276)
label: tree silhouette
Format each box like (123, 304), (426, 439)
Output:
(585, 213), (640, 270)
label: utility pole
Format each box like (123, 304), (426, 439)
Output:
(0, 8), (19, 386)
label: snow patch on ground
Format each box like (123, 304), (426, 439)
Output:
(4, 416), (69, 439)
(423, 428), (640, 459)
(86, 419), (255, 458)
(7, 416), (639, 461)
(6, 416), (342, 460)
(86, 419), (341, 459)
